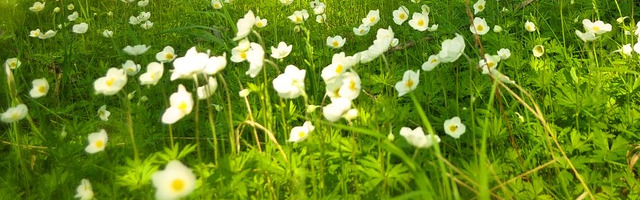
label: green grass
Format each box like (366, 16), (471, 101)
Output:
(1, 0), (640, 199)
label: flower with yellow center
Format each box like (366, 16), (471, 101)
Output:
(85, 129), (108, 154)
(29, 2), (45, 12)
(479, 54), (501, 74)
(532, 45), (545, 58)
(5, 58), (21, 70)
(122, 60), (141, 76)
(162, 84), (193, 124)
(353, 24), (370, 36)
(255, 16), (268, 28)
(470, 17), (489, 35)
(362, 10), (380, 27)
(337, 72), (361, 100)
(152, 160), (197, 200)
(395, 70), (419, 97)
(399, 127), (441, 148)
(473, 0), (486, 14)
(444, 116), (466, 138)
(288, 10), (309, 24)
(94, 68), (128, 95)
(288, 121), (315, 142)
(392, 6), (409, 25)
(326, 35), (346, 49)
(279, 0), (293, 5)
(156, 46), (176, 63)
(1, 104), (28, 123)
(270, 42), (292, 59)
(29, 78), (49, 98)
(211, 0), (223, 9)
(74, 179), (94, 200)
(408, 12), (429, 31)
(422, 55), (440, 71)
(139, 62), (164, 86)
(29, 29), (41, 38)
(525, 20), (536, 32)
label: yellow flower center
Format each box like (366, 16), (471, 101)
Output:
(332, 41), (339, 47)
(349, 80), (357, 91)
(335, 65), (343, 73)
(478, 5), (484, 10)
(10, 62), (16, 67)
(399, 13), (406, 19)
(487, 62), (495, 68)
(214, 3), (221, 8)
(171, 179), (185, 192)
(449, 125), (458, 133)
(298, 132), (305, 138)
(165, 53), (174, 60)
(296, 16), (302, 22)
(38, 86), (46, 93)
(476, 25), (484, 32)
(95, 140), (104, 148)
(369, 17), (376, 23)
(431, 58), (438, 63)
(592, 26), (600, 32)
(257, 22), (263, 27)
(405, 79), (414, 88)
(359, 29), (364, 34)
(178, 102), (188, 111)
(11, 112), (19, 119)
(240, 51), (247, 59)
(418, 19), (425, 26)
(106, 78), (115, 87)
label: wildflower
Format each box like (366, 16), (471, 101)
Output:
(428, 24), (438, 32)
(326, 35), (346, 49)
(29, 78), (49, 98)
(94, 68), (127, 95)
(444, 116), (466, 138)
(151, 160), (196, 200)
(343, 109), (358, 121)
(582, 19), (611, 35)
(616, 16), (628, 24)
(408, 12), (430, 31)
(497, 48), (511, 60)
(271, 42), (292, 59)
(137, 12), (151, 21)
(204, 53), (227, 75)
(336, 72), (361, 100)
(5, 58), (21, 70)
(246, 43), (265, 78)
(316, 14), (326, 24)
(532, 45), (545, 57)
(387, 132), (395, 141)
(233, 10), (255, 41)
(72, 23), (88, 34)
(29, 2), (45, 12)
(74, 179), (94, 200)
(392, 6), (409, 25)
(493, 25), (503, 33)
(288, 9), (309, 24)
(525, 20), (536, 32)
(212, 0), (223, 9)
(399, 127), (440, 148)
(231, 39), (251, 63)
(29, 29), (41, 38)
(479, 54), (501, 74)
(421, 55), (440, 71)
(53, 7), (60, 13)
(67, 3), (75, 10)
(395, 70), (419, 97)
(98, 105), (110, 121)
(322, 97), (352, 122)
(321, 52), (357, 83)
(313, 2), (325, 15)
(36, 30), (55, 39)
(129, 16), (141, 25)
(362, 10), (380, 27)
(437, 33), (465, 63)
(353, 24), (370, 36)
(390, 38), (400, 47)
(68, 11), (79, 21)
(239, 89), (250, 97)
(421, 4), (430, 13)
(170, 47), (208, 80)
(122, 60), (141, 76)
(162, 85), (194, 124)
(139, 62), (164, 86)
(617, 44), (632, 56)
(470, 17), (489, 35)
(473, 0), (486, 14)
(634, 42), (640, 54)
(138, 0), (149, 7)
(1, 104), (28, 123)
(141, 21), (154, 30)
(123, 44), (150, 56)
(85, 129), (108, 153)
(156, 46), (176, 63)
(197, 76), (218, 100)
(635, 21), (640, 36)
(280, 0), (293, 5)
(255, 16), (268, 28)
(575, 30), (596, 42)
(310, 0), (321, 8)
(288, 121), (314, 142)
(359, 27), (395, 63)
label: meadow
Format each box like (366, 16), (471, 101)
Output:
(1, 0), (639, 199)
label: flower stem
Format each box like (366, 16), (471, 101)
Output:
(193, 75), (202, 162)
(217, 74), (236, 155)
(122, 92), (140, 162)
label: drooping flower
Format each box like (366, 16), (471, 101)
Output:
(98, 105), (110, 121)
(532, 45), (545, 58)
(29, 78), (49, 98)
(1, 104), (28, 123)
(94, 68), (128, 95)
(38, 30), (56, 39)
(156, 46), (176, 63)
(139, 62), (164, 86)
(122, 60), (141, 76)
(233, 10), (256, 41)
(123, 44), (150, 56)
(162, 84), (194, 124)
(470, 17), (489, 35)
(255, 16), (268, 28)
(326, 35), (346, 49)
(525, 20), (536, 32)
(270, 42), (292, 59)
(473, 0), (486, 14)
(353, 24), (370, 36)
(72, 23), (88, 34)
(392, 6), (409, 25)
(437, 33), (465, 63)
(151, 160), (197, 200)
(29, 2), (45, 12)
(288, 9), (309, 24)
(322, 97), (352, 122)
(582, 19), (611, 35)
(85, 129), (108, 153)
(479, 54), (501, 74)
(575, 30), (596, 42)
(288, 121), (314, 142)
(74, 179), (94, 200)
(362, 10), (380, 27)
(204, 53), (227, 75)
(408, 12), (430, 31)
(245, 43), (265, 78)
(197, 76), (218, 100)
(421, 55), (440, 71)
(493, 25), (503, 33)
(497, 48), (511, 60)
(444, 116), (466, 138)
(399, 127), (440, 148)
(5, 58), (20, 70)
(395, 70), (419, 96)
(170, 47), (209, 80)
(272, 65), (306, 99)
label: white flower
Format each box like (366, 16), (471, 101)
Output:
(326, 35), (346, 49)
(479, 54), (501, 74)
(204, 53), (227, 75)
(162, 85), (194, 124)
(68, 11), (79, 21)
(230, 39), (251, 63)
(288, 121), (314, 142)
(123, 44), (150, 56)
(315, 14), (326, 24)
(280, 0), (293, 5)
(102, 30), (113, 38)
(74, 179), (94, 200)
(313, 2), (325, 14)
(139, 62), (164, 86)
(493, 25), (503, 33)
(575, 30), (596, 42)
(122, 60), (141, 76)
(408, 12), (430, 31)
(170, 47), (208, 80)
(29, 78), (49, 98)
(67, 3), (75, 10)
(141, 21), (154, 30)
(270, 42), (292, 59)
(635, 42), (640, 55)
(288, 9), (309, 24)
(322, 97), (352, 122)
(137, 0), (149, 7)
(98, 105), (110, 121)
(38, 30), (55, 39)
(392, 6), (409, 25)
(532, 45), (545, 58)
(137, 11), (151, 21)
(246, 43), (265, 78)
(5, 58), (21, 70)
(129, 16), (141, 25)
(399, 127), (440, 148)
(618, 44), (632, 56)
(497, 48), (511, 60)
(320, 52), (356, 83)
(29, 2), (45, 12)
(152, 160), (197, 200)
(635, 21), (640, 36)
(29, 29), (41, 38)
(444, 116), (466, 138)
(197, 76), (218, 100)
(353, 24), (370, 36)
(437, 33), (465, 63)
(362, 10), (380, 27)
(94, 68), (128, 95)
(337, 72), (361, 100)
(421, 55), (440, 71)
(85, 129), (108, 153)
(525, 20), (536, 32)
(1, 104), (28, 123)
(616, 16), (628, 24)
(255, 16), (268, 28)
(395, 70), (419, 97)
(428, 24), (439, 32)
(421, 4), (430, 13)
(72, 23), (88, 34)
(233, 10), (256, 41)
(156, 46), (176, 63)
(212, 0), (223, 9)
(239, 89), (250, 97)
(582, 19), (611, 35)
(343, 108), (358, 121)
(272, 65), (306, 99)
(310, 0), (321, 8)
(470, 17), (489, 35)
(473, 0), (486, 14)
